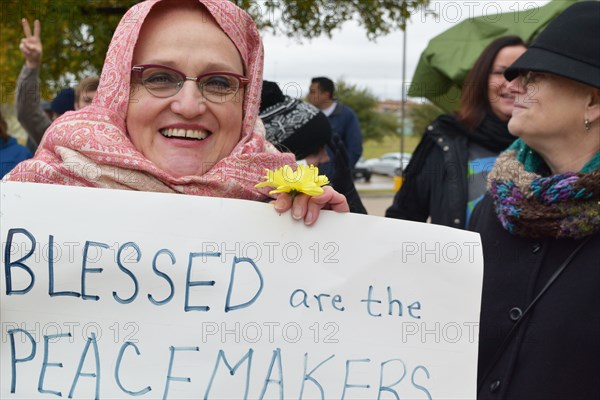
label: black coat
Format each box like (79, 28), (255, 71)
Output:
(471, 195), (600, 399)
(385, 115), (469, 228)
(325, 133), (367, 214)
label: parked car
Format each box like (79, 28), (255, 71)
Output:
(352, 158), (372, 182)
(363, 152), (412, 176)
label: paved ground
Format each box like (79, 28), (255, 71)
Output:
(355, 174), (396, 217)
(354, 174), (395, 192)
(360, 194), (395, 217)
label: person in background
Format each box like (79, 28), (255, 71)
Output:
(0, 109), (32, 178)
(471, 2), (599, 398)
(307, 77), (363, 168)
(6, 0), (348, 225)
(16, 18), (97, 151)
(48, 87), (75, 120)
(260, 80), (367, 214)
(74, 76), (99, 110)
(386, 36), (527, 229)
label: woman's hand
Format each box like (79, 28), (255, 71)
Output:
(273, 186), (350, 226)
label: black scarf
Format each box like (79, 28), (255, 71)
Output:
(404, 113), (514, 180)
(466, 112), (515, 153)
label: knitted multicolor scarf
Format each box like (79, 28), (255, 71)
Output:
(488, 139), (600, 239)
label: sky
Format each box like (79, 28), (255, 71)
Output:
(261, 0), (550, 100)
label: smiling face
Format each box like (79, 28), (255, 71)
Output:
(509, 73), (592, 142)
(487, 45), (527, 121)
(508, 72), (600, 172)
(126, 3), (245, 178)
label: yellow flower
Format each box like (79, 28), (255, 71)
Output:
(255, 164), (330, 196)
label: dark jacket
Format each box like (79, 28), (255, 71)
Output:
(386, 115), (469, 228)
(328, 102), (363, 168)
(1, 137), (32, 178)
(471, 195), (600, 399)
(326, 133), (367, 214)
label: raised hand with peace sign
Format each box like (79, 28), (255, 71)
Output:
(19, 19), (42, 69)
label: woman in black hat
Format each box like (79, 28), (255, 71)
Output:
(471, 2), (600, 398)
(386, 36), (527, 229)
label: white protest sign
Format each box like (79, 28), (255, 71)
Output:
(1, 182), (483, 399)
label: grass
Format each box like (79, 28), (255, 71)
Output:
(362, 134), (421, 159)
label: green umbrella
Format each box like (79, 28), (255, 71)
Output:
(408, 0), (578, 112)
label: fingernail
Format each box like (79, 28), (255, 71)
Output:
(305, 211), (314, 225)
(293, 206), (302, 220)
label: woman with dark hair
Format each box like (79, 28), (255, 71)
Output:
(0, 109), (31, 178)
(386, 36), (526, 229)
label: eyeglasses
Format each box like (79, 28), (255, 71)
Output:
(520, 71), (546, 87)
(131, 64), (249, 103)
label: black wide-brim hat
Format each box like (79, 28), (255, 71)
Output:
(505, 1), (600, 88)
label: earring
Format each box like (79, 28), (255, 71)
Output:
(584, 119), (591, 131)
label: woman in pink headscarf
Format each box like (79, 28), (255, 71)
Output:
(6, 0), (348, 224)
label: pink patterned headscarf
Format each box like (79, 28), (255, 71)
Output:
(6, 0), (294, 201)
